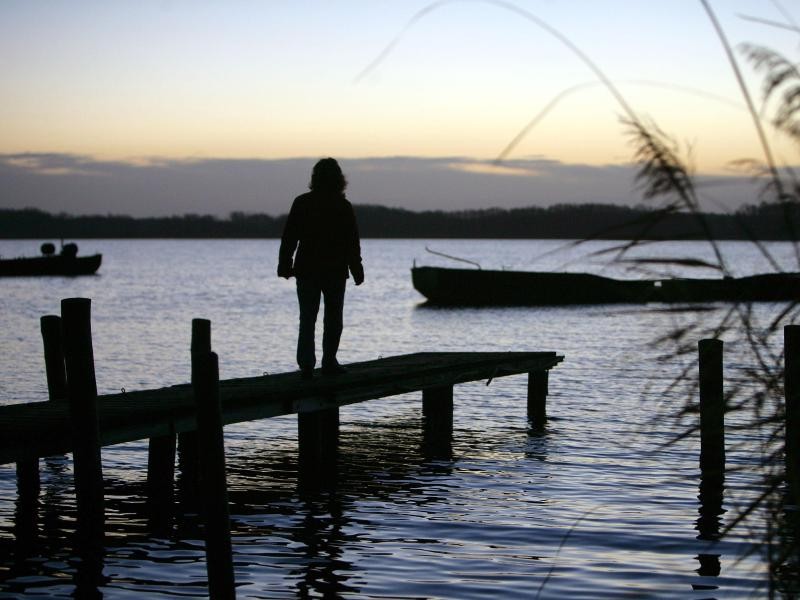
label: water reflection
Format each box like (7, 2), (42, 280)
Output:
(290, 497), (358, 597)
(694, 470), (725, 588)
(524, 421), (551, 462)
(11, 477), (40, 591)
(1, 410), (462, 597)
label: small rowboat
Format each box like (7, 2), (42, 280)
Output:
(411, 266), (800, 306)
(0, 243), (102, 277)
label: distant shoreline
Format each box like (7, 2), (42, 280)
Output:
(2, 203), (799, 241)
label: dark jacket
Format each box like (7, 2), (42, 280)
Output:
(278, 191), (363, 280)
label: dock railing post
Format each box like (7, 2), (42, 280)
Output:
(14, 315), (66, 499)
(785, 326), (800, 503)
(698, 339), (725, 476)
(179, 319), (209, 490)
(193, 350), (236, 599)
(422, 385), (454, 458)
(41, 315), (68, 402)
(61, 298), (105, 547)
(527, 371), (548, 429)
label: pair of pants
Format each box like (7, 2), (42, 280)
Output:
(296, 274), (346, 370)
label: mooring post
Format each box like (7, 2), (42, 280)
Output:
(179, 319), (210, 488)
(698, 339), (725, 475)
(193, 350), (236, 599)
(527, 370), (548, 429)
(61, 298), (104, 545)
(785, 325), (800, 503)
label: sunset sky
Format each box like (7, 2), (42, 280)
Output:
(1, 0), (798, 216)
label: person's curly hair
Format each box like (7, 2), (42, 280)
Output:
(309, 157), (347, 195)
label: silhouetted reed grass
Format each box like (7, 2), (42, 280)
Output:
(360, 0), (800, 595)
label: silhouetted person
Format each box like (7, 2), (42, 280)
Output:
(278, 158), (364, 379)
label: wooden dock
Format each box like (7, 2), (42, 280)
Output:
(2, 298), (564, 599)
(1, 351), (563, 465)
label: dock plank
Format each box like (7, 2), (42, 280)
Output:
(0, 352), (563, 464)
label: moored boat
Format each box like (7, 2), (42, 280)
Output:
(0, 243), (102, 277)
(411, 266), (800, 306)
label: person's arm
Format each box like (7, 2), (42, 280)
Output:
(277, 199), (300, 278)
(347, 203), (364, 285)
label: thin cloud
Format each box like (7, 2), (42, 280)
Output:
(0, 153), (769, 217)
(1, 153), (106, 177)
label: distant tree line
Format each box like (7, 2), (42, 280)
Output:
(2, 202), (800, 240)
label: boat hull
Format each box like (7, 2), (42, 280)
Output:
(411, 266), (800, 306)
(0, 254), (102, 277)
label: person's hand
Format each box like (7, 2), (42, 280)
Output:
(352, 265), (364, 286)
(277, 264), (293, 279)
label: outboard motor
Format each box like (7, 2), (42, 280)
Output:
(60, 242), (78, 258)
(40, 242), (56, 256)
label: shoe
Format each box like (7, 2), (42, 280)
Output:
(300, 367), (314, 380)
(321, 362), (347, 376)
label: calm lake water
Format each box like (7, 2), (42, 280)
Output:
(0, 238), (796, 599)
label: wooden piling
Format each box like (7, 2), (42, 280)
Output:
(298, 408), (340, 472)
(41, 315), (68, 402)
(192, 318), (212, 355)
(147, 432), (176, 518)
(192, 350), (235, 600)
(785, 325), (800, 502)
(61, 298), (104, 542)
(527, 370), (548, 429)
(698, 339), (725, 475)
(15, 315), (68, 498)
(422, 385), (454, 432)
(422, 385), (453, 458)
(179, 319), (210, 487)
(15, 459), (40, 498)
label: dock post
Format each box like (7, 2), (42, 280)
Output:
(147, 432), (177, 529)
(193, 350), (236, 599)
(179, 319), (210, 490)
(298, 407), (340, 476)
(527, 371), (548, 429)
(41, 315), (68, 402)
(61, 298), (104, 546)
(698, 339), (725, 475)
(15, 315), (68, 499)
(15, 459), (40, 499)
(785, 326), (800, 503)
(422, 385), (453, 458)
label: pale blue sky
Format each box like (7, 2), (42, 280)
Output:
(0, 1), (798, 214)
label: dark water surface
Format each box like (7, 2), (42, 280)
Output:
(0, 239), (793, 598)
